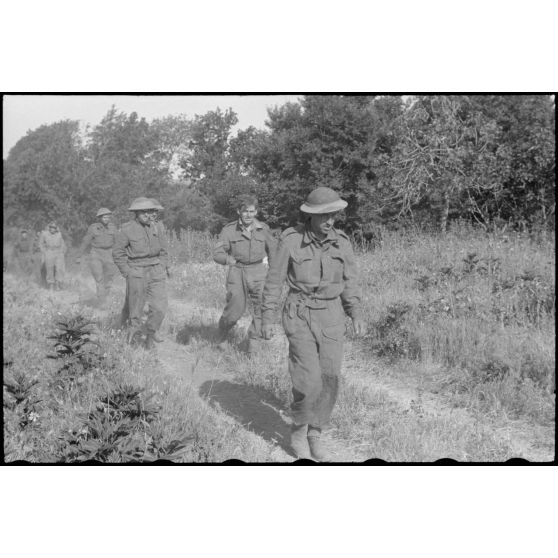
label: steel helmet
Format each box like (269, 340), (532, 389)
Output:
(127, 197), (158, 211)
(300, 187), (348, 214)
(149, 198), (164, 210)
(96, 207), (112, 217)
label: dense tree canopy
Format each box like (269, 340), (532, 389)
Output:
(3, 95), (555, 243)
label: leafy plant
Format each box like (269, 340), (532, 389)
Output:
(3, 371), (42, 428)
(371, 302), (421, 360)
(59, 384), (193, 463)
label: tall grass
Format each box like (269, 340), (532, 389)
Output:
(2, 275), (281, 462)
(5, 224), (554, 462)
(358, 223), (555, 422)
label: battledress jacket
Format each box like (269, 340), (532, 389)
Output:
(39, 230), (66, 253)
(112, 220), (169, 278)
(14, 236), (34, 254)
(261, 224), (363, 325)
(77, 222), (117, 256)
(213, 219), (277, 266)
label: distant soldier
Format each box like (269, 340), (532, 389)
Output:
(113, 197), (169, 350)
(12, 228), (35, 276)
(213, 195), (277, 354)
(261, 187), (366, 461)
(120, 197), (168, 342)
(39, 222), (67, 291)
(76, 208), (117, 301)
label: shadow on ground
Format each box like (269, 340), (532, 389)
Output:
(199, 379), (293, 455)
(175, 324), (250, 354)
(176, 323), (220, 345)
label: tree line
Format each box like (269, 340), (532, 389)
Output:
(3, 95), (555, 244)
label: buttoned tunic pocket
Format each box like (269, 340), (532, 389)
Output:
(323, 251), (345, 284)
(290, 249), (314, 285)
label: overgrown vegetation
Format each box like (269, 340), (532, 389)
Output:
(3, 95), (554, 244)
(163, 225), (554, 461)
(2, 275), (282, 462)
(3, 223), (555, 462)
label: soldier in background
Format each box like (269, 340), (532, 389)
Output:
(39, 222), (67, 291)
(121, 198), (169, 333)
(213, 195), (277, 355)
(261, 187), (366, 461)
(113, 197), (169, 350)
(12, 228), (35, 276)
(76, 208), (117, 302)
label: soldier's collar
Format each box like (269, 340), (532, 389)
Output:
(303, 226), (339, 246)
(237, 218), (262, 231)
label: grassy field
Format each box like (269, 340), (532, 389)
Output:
(3, 224), (555, 462)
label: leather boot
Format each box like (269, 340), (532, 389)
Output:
(307, 426), (333, 462)
(215, 328), (230, 350)
(152, 331), (164, 343)
(48, 284), (55, 292)
(246, 337), (257, 356)
(126, 327), (142, 345)
(144, 334), (155, 350)
(290, 424), (312, 460)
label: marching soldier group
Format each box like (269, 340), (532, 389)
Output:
(6, 187), (365, 461)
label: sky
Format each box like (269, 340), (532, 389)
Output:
(2, 94), (302, 156)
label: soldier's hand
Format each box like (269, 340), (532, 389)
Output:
(352, 318), (366, 337)
(75, 257), (81, 264)
(261, 324), (274, 340)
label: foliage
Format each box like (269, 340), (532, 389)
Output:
(370, 302), (421, 360)
(3, 96), (555, 241)
(59, 384), (193, 463)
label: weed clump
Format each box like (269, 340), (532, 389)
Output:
(59, 384), (193, 463)
(370, 302), (421, 360)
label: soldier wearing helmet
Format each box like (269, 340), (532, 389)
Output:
(112, 197), (169, 349)
(122, 198), (168, 343)
(213, 194), (277, 355)
(39, 221), (67, 291)
(261, 187), (366, 461)
(76, 208), (117, 301)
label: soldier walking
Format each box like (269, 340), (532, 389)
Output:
(261, 187), (366, 461)
(39, 222), (67, 291)
(113, 197), (169, 350)
(213, 195), (277, 354)
(119, 198), (169, 342)
(76, 208), (117, 302)
(12, 228), (35, 276)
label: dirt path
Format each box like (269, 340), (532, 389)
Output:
(57, 280), (298, 461)
(51, 273), (554, 463)
(342, 341), (555, 462)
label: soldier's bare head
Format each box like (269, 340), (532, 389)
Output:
(237, 195), (258, 226)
